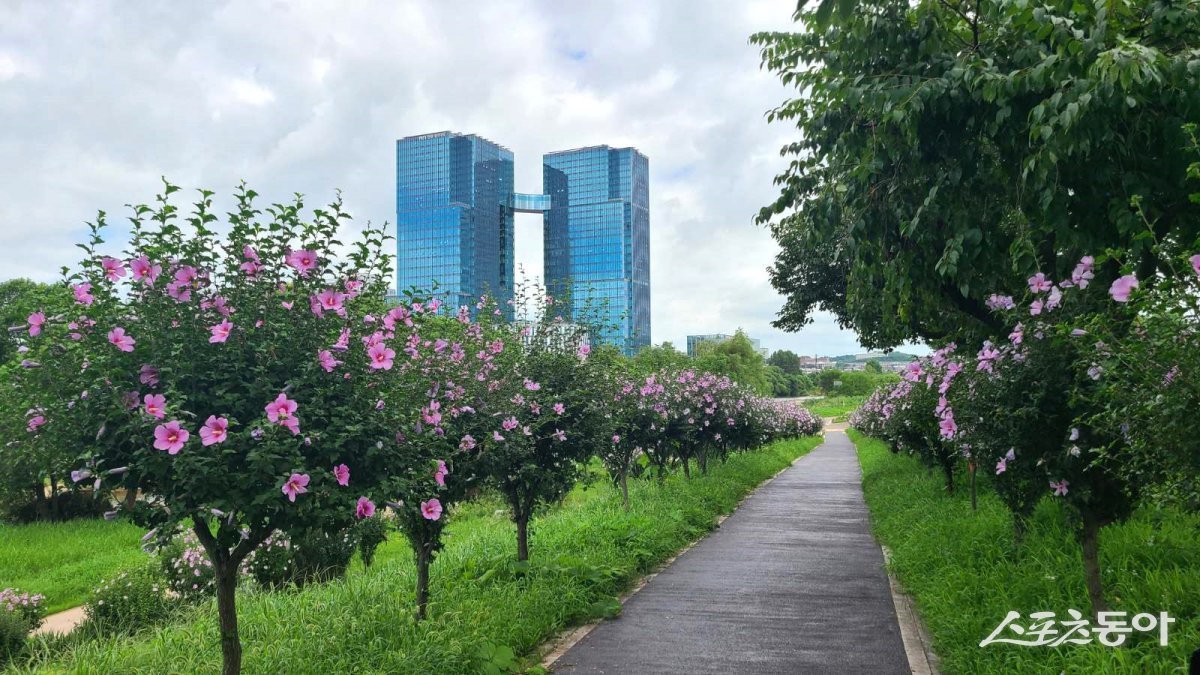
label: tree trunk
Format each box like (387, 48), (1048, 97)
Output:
(620, 472), (630, 512)
(682, 457), (692, 479)
(32, 482), (48, 520)
(968, 462), (977, 512)
(516, 512), (530, 562)
(415, 545), (431, 621)
(941, 460), (955, 495)
(124, 484), (139, 511)
(1013, 512), (1028, 546)
(1080, 511), (1109, 617)
(215, 563), (242, 675)
(698, 448), (708, 475)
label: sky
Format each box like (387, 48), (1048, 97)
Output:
(0, 0), (925, 357)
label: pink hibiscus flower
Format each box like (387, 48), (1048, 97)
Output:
(285, 249), (319, 277)
(420, 498), (443, 521)
(153, 421), (189, 455)
(1109, 274), (1138, 302)
(27, 415), (46, 433)
(367, 342), (395, 370)
(108, 327), (136, 352)
(143, 393), (166, 419)
(73, 283), (94, 306)
(129, 255), (161, 284)
(355, 496), (375, 519)
(209, 320), (233, 344)
(281, 473), (310, 502)
(27, 312), (45, 337)
(333, 463), (350, 487)
(434, 460), (448, 486)
(1049, 479), (1069, 497)
(199, 415), (229, 446)
(318, 349), (341, 372)
(1189, 254), (1200, 279)
(101, 257), (126, 281)
(1027, 272), (1053, 293)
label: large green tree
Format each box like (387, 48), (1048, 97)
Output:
(752, 0), (1200, 348)
(0, 279), (68, 364)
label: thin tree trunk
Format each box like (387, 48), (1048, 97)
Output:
(33, 482), (47, 520)
(1080, 512), (1109, 617)
(620, 472), (630, 511)
(214, 563), (242, 675)
(124, 484), (138, 511)
(698, 448), (708, 475)
(1013, 512), (1027, 546)
(968, 462), (977, 511)
(415, 545), (431, 621)
(682, 457), (692, 479)
(516, 512), (530, 562)
(941, 460), (955, 495)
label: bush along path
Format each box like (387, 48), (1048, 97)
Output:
(550, 431), (909, 674)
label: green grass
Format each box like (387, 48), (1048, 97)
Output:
(803, 395), (865, 421)
(0, 519), (148, 613)
(851, 430), (1200, 674)
(8, 436), (822, 674)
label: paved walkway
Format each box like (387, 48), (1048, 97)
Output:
(552, 431), (909, 674)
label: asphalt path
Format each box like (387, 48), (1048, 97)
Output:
(552, 431), (910, 674)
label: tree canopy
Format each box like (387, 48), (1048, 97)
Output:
(752, 0), (1200, 348)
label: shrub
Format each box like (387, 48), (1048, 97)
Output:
(0, 588), (45, 663)
(159, 530), (216, 602)
(353, 515), (389, 569)
(84, 561), (175, 634)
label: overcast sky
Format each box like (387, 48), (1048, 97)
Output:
(0, 0), (924, 357)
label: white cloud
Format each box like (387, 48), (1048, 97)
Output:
(0, 0), (923, 358)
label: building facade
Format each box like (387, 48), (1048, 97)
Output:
(395, 131), (515, 311)
(543, 146), (650, 355)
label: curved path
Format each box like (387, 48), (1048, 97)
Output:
(551, 431), (910, 674)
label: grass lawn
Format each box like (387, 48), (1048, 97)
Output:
(851, 430), (1200, 674)
(803, 395), (865, 421)
(10, 436), (822, 674)
(0, 519), (148, 614)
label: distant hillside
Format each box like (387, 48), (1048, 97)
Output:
(830, 352), (916, 363)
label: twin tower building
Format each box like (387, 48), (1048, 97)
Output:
(395, 131), (650, 354)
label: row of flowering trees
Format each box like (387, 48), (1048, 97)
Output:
(3, 182), (820, 674)
(852, 248), (1200, 616)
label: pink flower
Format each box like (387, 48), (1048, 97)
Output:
(153, 421), (189, 454)
(938, 414), (957, 440)
(243, 245), (260, 262)
(523, 378), (541, 391)
(552, 429), (566, 442)
(315, 289), (346, 314)
(108, 327), (135, 352)
(1050, 479), (1069, 497)
(281, 473), (310, 502)
(1029, 299), (1043, 316)
(209, 320), (233, 344)
(73, 283), (94, 306)
(27, 312), (45, 337)
(143, 393), (166, 419)
(265, 393), (299, 435)
(130, 256), (161, 284)
(199, 416), (229, 446)
(166, 280), (192, 302)
(552, 403), (565, 415)
(434, 460), (448, 486)
(285, 249), (319, 276)
(318, 350), (341, 373)
(420, 498), (443, 521)
(367, 342), (395, 370)
(1109, 274), (1138, 302)
(995, 459), (1007, 475)
(459, 435), (477, 451)
(612, 434), (621, 444)
(1189, 254), (1200, 280)
(501, 416), (519, 431)
(986, 294), (1015, 311)
(578, 343), (591, 358)
(101, 257), (126, 281)
(27, 415), (46, 433)
(1027, 273), (1053, 293)
(1071, 256), (1094, 288)
(493, 430), (505, 442)
(139, 364), (159, 386)
(333, 463), (350, 486)
(355, 497), (376, 519)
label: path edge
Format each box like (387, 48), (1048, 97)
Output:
(882, 542), (942, 674)
(538, 437), (819, 670)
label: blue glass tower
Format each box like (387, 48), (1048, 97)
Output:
(543, 146), (650, 354)
(395, 131), (515, 311)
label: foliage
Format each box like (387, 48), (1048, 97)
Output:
(853, 431), (1200, 673)
(17, 437), (821, 674)
(752, 0), (1200, 349)
(693, 330), (769, 394)
(83, 560), (175, 634)
(0, 588), (43, 665)
(354, 514), (390, 569)
(813, 368), (897, 396)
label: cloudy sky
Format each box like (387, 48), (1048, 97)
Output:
(0, 0), (922, 357)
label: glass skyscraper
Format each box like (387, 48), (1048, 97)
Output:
(543, 146), (650, 355)
(395, 131), (515, 311)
